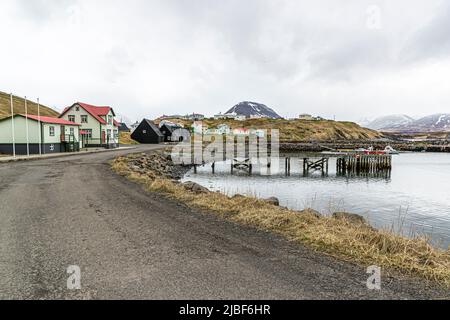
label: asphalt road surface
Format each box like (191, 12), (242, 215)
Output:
(0, 145), (448, 300)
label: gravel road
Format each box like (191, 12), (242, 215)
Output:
(0, 145), (448, 300)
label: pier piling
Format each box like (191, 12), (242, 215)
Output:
(337, 154), (392, 176)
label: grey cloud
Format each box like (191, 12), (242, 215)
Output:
(401, 2), (450, 63)
(16, 0), (78, 22)
(2, 0), (450, 122)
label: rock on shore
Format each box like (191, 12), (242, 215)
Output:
(126, 152), (191, 180)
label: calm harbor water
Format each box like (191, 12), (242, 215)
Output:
(182, 152), (450, 249)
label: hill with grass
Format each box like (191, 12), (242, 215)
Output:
(156, 118), (383, 142)
(119, 132), (139, 145)
(0, 91), (59, 120)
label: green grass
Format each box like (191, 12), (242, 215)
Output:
(0, 91), (59, 120)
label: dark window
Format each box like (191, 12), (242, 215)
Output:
(49, 126), (55, 137)
(68, 115), (76, 123)
(81, 115), (88, 123)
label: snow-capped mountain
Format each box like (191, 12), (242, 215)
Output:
(357, 117), (372, 128)
(225, 101), (282, 119)
(365, 113), (450, 132)
(406, 114), (450, 132)
(365, 114), (415, 131)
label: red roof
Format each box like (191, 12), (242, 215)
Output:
(61, 102), (119, 127)
(22, 114), (81, 126)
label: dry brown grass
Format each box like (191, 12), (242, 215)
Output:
(0, 91), (60, 120)
(157, 118), (382, 142)
(112, 154), (450, 287)
(119, 132), (139, 145)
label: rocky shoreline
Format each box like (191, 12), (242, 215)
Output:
(111, 150), (450, 287)
(126, 151), (192, 181)
(124, 151), (372, 227)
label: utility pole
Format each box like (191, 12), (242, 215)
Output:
(37, 98), (42, 155)
(25, 96), (30, 157)
(10, 94), (16, 158)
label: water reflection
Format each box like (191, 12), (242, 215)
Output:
(182, 153), (450, 249)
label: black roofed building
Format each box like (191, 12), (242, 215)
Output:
(160, 124), (191, 142)
(118, 122), (130, 132)
(130, 119), (164, 144)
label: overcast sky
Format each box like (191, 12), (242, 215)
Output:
(0, 0), (449, 123)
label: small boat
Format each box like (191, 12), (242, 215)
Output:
(383, 146), (400, 155)
(322, 146), (400, 156)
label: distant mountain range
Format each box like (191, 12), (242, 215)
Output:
(225, 101), (282, 119)
(363, 114), (450, 132)
(364, 114), (415, 131)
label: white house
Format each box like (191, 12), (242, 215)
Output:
(250, 129), (267, 138)
(184, 113), (205, 121)
(0, 114), (81, 155)
(60, 102), (119, 148)
(299, 114), (314, 121)
(217, 124), (231, 135)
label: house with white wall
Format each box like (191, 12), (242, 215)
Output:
(217, 124), (231, 135)
(0, 114), (81, 155)
(59, 102), (119, 148)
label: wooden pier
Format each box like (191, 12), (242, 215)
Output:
(231, 159), (253, 175)
(192, 154), (393, 178)
(336, 154), (392, 175)
(303, 158), (329, 176)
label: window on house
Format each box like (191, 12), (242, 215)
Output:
(49, 126), (55, 137)
(81, 115), (88, 123)
(85, 129), (93, 138)
(70, 127), (75, 136)
(68, 115), (76, 123)
(108, 115), (113, 125)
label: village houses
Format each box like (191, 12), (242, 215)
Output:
(0, 114), (82, 155)
(59, 102), (120, 148)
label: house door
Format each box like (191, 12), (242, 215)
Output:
(61, 126), (65, 142)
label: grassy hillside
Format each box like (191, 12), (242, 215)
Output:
(119, 132), (139, 145)
(157, 118), (383, 142)
(0, 91), (59, 120)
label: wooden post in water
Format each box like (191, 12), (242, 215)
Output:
(287, 157), (291, 176)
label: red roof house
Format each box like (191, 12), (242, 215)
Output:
(59, 102), (120, 147)
(25, 114), (82, 126)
